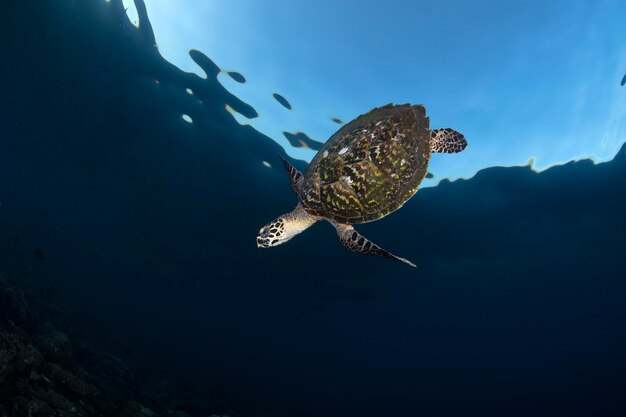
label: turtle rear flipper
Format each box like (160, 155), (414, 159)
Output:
(430, 128), (467, 153)
(335, 224), (416, 267)
(279, 154), (304, 194)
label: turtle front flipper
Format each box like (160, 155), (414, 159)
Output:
(430, 128), (467, 153)
(334, 224), (416, 267)
(279, 154), (304, 194)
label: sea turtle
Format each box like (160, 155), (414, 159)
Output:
(257, 103), (467, 267)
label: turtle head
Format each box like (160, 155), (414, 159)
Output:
(257, 206), (319, 248)
(257, 217), (288, 248)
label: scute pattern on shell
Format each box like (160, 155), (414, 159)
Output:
(300, 103), (431, 223)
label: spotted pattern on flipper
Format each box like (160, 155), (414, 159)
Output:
(335, 224), (416, 267)
(301, 104), (431, 223)
(279, 155), (304, 194)
(430, 128), (467, 153)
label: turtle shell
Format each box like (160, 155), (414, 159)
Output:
(299, 103), (431, 224)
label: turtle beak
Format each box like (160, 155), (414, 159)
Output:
(257, 227), (271, 248)
(257, 237), (270, 248)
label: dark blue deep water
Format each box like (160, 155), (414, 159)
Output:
(1, 1), (625, 416)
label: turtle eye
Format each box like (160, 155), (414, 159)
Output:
(260, 228), (270, 238)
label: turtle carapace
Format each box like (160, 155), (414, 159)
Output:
(257, 103), (467, 267)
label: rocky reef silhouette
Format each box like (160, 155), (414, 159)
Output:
(0, 278), (230, 417)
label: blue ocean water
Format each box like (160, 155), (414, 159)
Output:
(0, 1), (625, 416)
